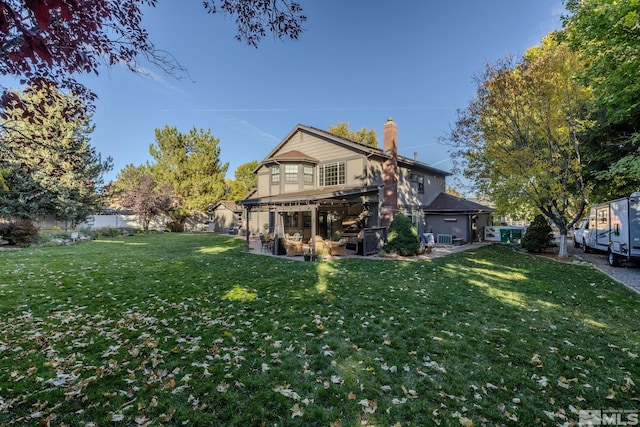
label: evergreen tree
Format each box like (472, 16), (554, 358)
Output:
(0, 81), (112, 224)
(149, 126), (228, 220)
(521, 214), (554, 253)
(384, 213), (421, 256)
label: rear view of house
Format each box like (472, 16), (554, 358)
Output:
(239, 119), (492, 254)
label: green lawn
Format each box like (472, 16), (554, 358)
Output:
(0, 233), (638, 426)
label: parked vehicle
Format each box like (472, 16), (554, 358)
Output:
(573, 218), (588, 248)
(583, 192), (640, 266)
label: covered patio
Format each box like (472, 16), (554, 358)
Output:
(240, 185), (387, 257)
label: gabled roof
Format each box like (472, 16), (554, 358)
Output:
(261, 124), (451, 177)
(424, 192), (495, 214)
(210, 200), (243, 212)
(268, 150), (318, 163)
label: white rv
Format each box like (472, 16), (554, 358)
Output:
(583, 192), (640, 266)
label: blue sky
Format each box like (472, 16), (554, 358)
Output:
(76, 1), (565, 193)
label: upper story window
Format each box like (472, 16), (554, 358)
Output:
(271, 165), (280, 183)
(304, 165), (313, 184)
(410, 172), (424, 194)
(285, 164), (299, 182)
(319, 161), (346, 186)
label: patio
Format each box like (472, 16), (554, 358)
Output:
(241, 235), (489, 261)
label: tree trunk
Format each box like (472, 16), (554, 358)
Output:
(558, 233), (568, 258)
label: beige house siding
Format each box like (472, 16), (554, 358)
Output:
(397, 166), (446, 208)
(256, 134), (374, 197)
(257, 169), (271, 196)
(281, 131), (355, 161)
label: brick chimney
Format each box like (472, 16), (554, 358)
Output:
(381, 118), (398, 227)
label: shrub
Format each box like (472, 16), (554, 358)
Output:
(0, 219), (39, 247)
(521, 214), (554, 253)
(165, 221), (184, 232)
(384, 213), (421, 256)
(94, 227), (121, 238)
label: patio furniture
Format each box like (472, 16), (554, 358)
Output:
(259, 233), (274, 253)
(325, 239), (347, 256)
(304, 235), (326, 255)
(284, 238), (304, 256)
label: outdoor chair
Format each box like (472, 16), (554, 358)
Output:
(259, 233), (274, 253)
(284, 238), (304, 256)
(325, 239), (347, 256)
(304, 235), (326, 255)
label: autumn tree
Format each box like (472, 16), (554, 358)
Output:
(0, 81), (112, 224)
(562, 0), (640, 201)
(445, 187), (462, 198)
(328, 122), (379, 148)
(149, 125), (228, 220)
(111, 164), (175, 230)
(0, 0), (306, 112)
(227, 160), (258, 201)
(446, 34), (592, 257)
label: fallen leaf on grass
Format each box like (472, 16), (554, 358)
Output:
(530, 353), (543, 369)
(401, 385), (418, 398)
(359, 399), (377, 414)
(273, 384), (301, 400)
(159, 406), (175, 422)
(135, 415), (151, 426)
(558, 376), (578, 389)
(111, 413), (124, 422)
(291, 403), (304, 418)
(216, 380), (229, 393)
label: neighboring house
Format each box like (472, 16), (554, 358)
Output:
(208, 200), (243, 233)
(241, 118), (494, 254)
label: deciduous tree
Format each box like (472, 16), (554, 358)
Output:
(328, 122), (379, 148)
(446, 34), (592, 257)
(0, 0), (306, 110)
(112, 164), (175, 230)
(227, 160), (258, 201)
(562, 0), (640, 201)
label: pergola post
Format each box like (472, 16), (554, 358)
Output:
(244, 206), (251, 247)
(310, 202), (317, 254)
